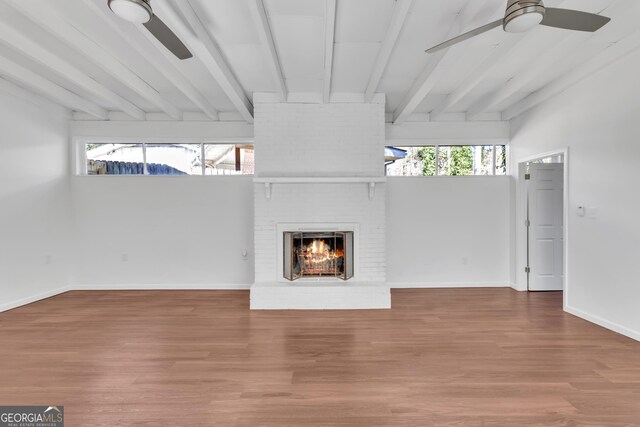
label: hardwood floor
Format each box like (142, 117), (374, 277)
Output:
(0, 289), (639, 426)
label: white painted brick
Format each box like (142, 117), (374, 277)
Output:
(254, 101), (386, 283)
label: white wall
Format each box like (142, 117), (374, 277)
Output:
(510, 49), (640, 340)
(386, 177), (511, 287)
(71, 176), (254, 288)
(0, 92), (71, 311)
(69, 119), (254, 288)
(66, 98), (512, 292)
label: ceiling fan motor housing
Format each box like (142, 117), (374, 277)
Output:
(504, 0), (546, 32)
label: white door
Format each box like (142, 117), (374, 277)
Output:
(527, 163), (564, 291)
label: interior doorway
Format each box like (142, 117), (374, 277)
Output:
(519, 152), (566, 292)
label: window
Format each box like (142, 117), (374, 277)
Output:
(385, 145), (507, 177)
(86, 143), (144, 175)
(495, 145), (507, 175)
(82, 142), (254, 176)
(204, 144), (254, 175)
(438, 145), (493, 176)
(145, 143), (202, 176)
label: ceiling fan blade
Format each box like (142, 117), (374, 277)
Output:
(143, 14), (193, 60)
(426, 19), (502, 54)
(541, 8), (610, 32)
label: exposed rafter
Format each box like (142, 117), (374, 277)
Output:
(0, 12), (144, 119)
(364, 0), (413, 103)
(0, 77), (69, 115)
(6, 0), (183, 120)
(430, 36), (521, 118)
(153, 0), (253, 123)
(503, 31), (640, 120)
(392, 0), (501, 124)
(468, 0), (628, 120)
(392, 49), (446, 123)
(465, 34), (584, 120)
(80, 0), (219, 121)
(429, 0), (568, 119)
(323, 0), (337, 104)
(0, 56), (108, 119)
(251, 0), (287, 102)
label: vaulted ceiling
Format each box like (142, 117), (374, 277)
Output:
(0, 0), (637, 124)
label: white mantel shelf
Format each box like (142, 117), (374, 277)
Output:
(254, 177), (386, 200)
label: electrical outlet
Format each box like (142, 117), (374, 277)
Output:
(462, 257), (468, 265)
(121, 253), (129, 262)
(45, 255), (52, 265)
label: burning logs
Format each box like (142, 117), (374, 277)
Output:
(296, 239), (344, 276)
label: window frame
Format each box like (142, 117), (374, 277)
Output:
(384, 143), (509, 177)
(74, 137), (255, 176)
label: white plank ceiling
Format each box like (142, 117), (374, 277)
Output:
(0, 0), (638, 123)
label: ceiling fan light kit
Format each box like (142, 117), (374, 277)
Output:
(425, 0), (611, 54)
(108, 0), (152, 24)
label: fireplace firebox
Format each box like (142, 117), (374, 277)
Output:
(283, 231), (354, 281)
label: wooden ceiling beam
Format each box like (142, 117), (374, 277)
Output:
(0, 77), (70, 115)
(392, 0), (501, 124)
(7, 0), (183, 120)
(503, 30), (640, 120)
(0, 5), (144, 120)
(80, 0), (219, 121)
(251, 0), (287, 102)
(468, 0), (629, 120)
(364, 0), (414, 103)
(0, 56), (108, 119)
(465, 33), (585, 120)
(430, 36), (521, 119)
(429, 0), (568, 119)
(323, 0), (337, 104)
(153, 0), (253, 123)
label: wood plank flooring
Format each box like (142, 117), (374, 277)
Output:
(0, 289), (639, 426)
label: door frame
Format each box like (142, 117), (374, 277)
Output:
(516, 148), (569, 306)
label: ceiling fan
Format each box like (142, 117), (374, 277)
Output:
(107, 0), (193, 60)
(426, 0), (611, 53)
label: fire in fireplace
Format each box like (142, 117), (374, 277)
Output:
(283, 231), (354, 281)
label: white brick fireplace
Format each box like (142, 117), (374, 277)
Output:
(250, 94), (391, 309)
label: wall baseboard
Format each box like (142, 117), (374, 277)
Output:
(0, 286), (71, 313)
(388, 282), (511, 289)
(565, 305), (640, 342)
(510, 282), (527, 291)
(72, 284), (252, 291)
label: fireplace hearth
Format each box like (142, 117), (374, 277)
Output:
(283, 231), (354, 281)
